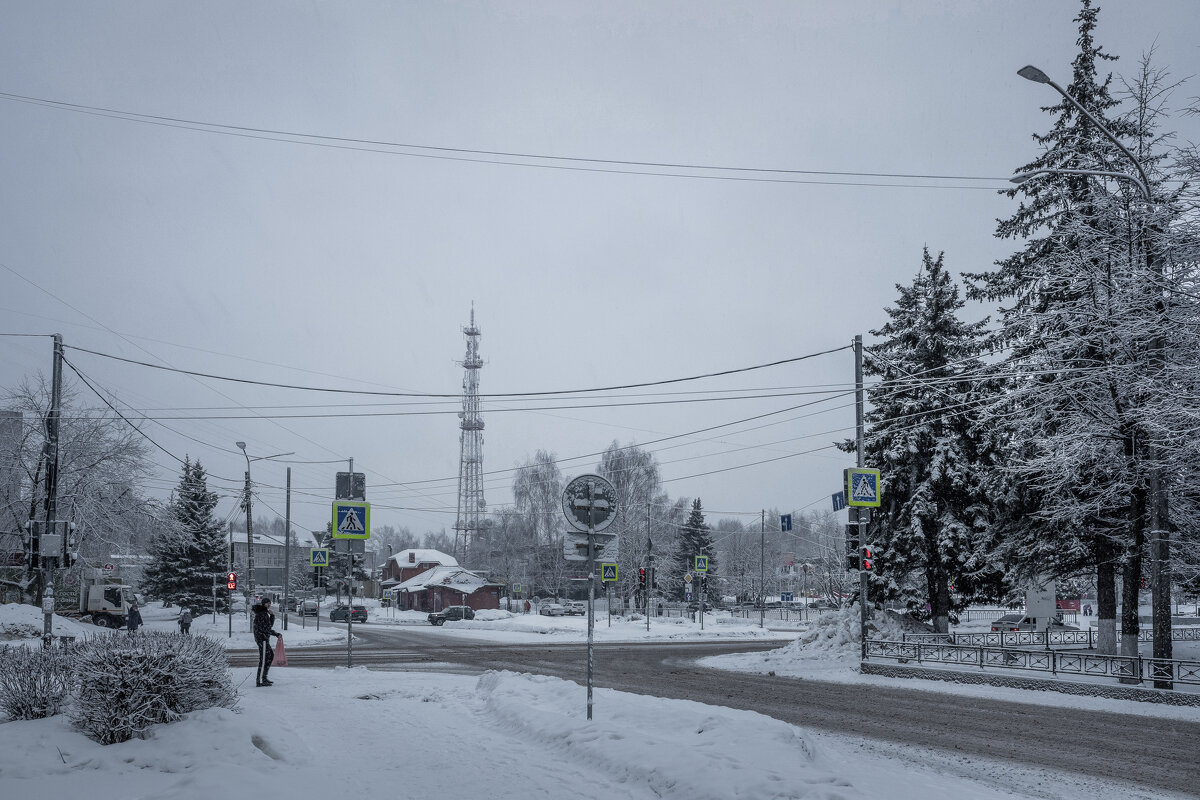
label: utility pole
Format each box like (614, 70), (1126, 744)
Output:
(37, 334), (64, 639)
(855, 334), (868, 659)
(283, 466), (291, 632)
(760, 510), (765, 629)
(347, 457), (354, 668)
(646, 501), (651, 632)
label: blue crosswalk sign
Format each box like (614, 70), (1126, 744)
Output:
(845, 468), (882, 508)
(694, 555), (708, 573)
(781, 514), (792, 531)
(601, 563), (618, 582)
(309, 548), (329, 567)
(332, 501), (371, 539)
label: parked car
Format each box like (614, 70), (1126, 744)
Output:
(299, 599), (319, 617)
(990, 613), (1077, 632)
(428, 605), (476, 625)
(539, 603), (566, 616)
(564, 601), (586, 616)
(329, 604), (368, 623)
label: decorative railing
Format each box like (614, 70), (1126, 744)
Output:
(866, 638), (1200, 689)
(903, 626), (1200, 649)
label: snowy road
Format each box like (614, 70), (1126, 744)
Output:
(230, 623), (1200, 797)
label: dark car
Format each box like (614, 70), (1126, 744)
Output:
(428, 605), (476, 626)
(299, 599), (319, 617)
(329, 604), (368, 623)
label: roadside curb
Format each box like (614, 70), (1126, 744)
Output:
(861, 660), (1200, 706)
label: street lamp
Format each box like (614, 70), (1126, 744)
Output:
(1016, 64), (1151, 201)
(235, 442), (294, 605)
(1016, 65), (1173, 681)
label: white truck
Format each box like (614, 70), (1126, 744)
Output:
(68, 574), (136, 628)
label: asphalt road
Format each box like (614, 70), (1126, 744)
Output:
(231, 623), (1200, 796)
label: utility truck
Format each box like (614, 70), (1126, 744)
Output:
(67, 571), (136, 628)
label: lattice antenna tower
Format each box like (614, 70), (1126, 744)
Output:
(453, 305), (486, 566)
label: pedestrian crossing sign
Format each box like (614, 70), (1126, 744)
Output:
(601, 563), (618, 582)
(845, 468), (882, 508)
(332, 501), (371, 539)
(309, 548), (329, 567)
(694, 555), (709, 573)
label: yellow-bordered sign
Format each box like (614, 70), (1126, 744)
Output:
(332, 501), (371, 539)
(844, 468), (882, 508)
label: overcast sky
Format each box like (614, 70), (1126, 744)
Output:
(2, 1), (1198, 541)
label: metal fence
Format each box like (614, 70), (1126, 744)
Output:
(959, 608), (1079, 623)
(904, 626), (1200, 649)
(866, 638), (1200, 688)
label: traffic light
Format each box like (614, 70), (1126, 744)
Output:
(845, 525), (859, 572)
(638, 567), (646, 585)
(226, 571), (237, 591)
(860, 545), (875, 572)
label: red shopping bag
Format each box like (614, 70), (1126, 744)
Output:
(274, 636), (287, 667)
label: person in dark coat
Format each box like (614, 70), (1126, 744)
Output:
(178, 607), (192, 634)
(252, 598), (281, 687)
(126, 601), (142, 633)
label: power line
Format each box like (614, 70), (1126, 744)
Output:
(64, 343), (851, 398)
(0, 90), (1010, 189)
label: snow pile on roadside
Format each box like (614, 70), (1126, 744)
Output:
(0, 666), (1036, 800)
(0, 602), (96, 643)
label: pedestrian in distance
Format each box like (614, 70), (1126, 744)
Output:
(252, 597), (282, 687)
(178, 607), (192, 634)
(126, 601), (142, 633)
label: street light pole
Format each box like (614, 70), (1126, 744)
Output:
(1017, 65), (1173, 684)
(235, 443), (295, 609)
(236, 442), (255, 604)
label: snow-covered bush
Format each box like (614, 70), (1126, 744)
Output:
(0, 642), (75, 720)
(70, 631), (238, 744)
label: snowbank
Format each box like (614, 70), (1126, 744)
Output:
(0, 601), (100, 644)
(0, 666), (1117, 800)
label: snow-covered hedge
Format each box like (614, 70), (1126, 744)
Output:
(0, 642), (75, 720)
(70, 631), (238, 744)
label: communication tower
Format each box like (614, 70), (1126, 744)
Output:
(453, 306), (486, 565)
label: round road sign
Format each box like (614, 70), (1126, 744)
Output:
(561, 473), (617, 533)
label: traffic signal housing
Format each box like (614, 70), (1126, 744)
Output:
(860, 545), (876, 572)
(226, 571), (237, 591)
(845, 526), (860, 572)
(638, 567), (646, 585)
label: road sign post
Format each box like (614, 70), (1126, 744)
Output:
(562, 473), (617, 721)
(333, 468), (371, 667)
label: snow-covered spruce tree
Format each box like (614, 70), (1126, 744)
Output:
(964, 0), (1142, 655)
(672, 499), (717, 603)
(143, 459), (226, 614)
(858, 248), (1000, 633)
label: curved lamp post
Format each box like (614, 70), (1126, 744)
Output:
(235, 442), (293, 604)
(1016, 65), (1174, 684)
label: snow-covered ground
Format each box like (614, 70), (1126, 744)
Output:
(2, 601), (1197, 799)
(1, 666), (1186, 800)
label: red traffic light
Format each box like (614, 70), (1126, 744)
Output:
(860, 545), (875, 572)
(638, 567), (646, 584)
(226, 571), (237, 590)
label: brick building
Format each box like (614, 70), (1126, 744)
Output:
(380, 548), (501, 612)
